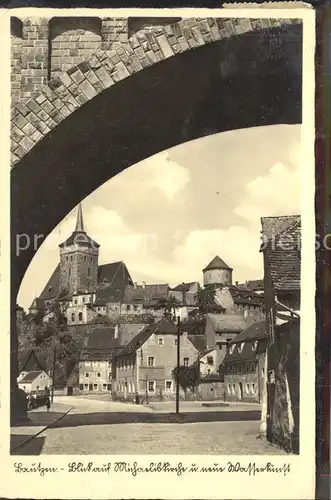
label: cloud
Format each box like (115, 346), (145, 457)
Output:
(233, 161), (300, 227)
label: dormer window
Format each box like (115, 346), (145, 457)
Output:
(238, 342), (245, 353)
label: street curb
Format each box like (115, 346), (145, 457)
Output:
(11, 407), (73, 454)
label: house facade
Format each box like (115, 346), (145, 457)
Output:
(18, 370), (52, 393)
(223, 321), (267, 403)
(114, 317), (199, 401)
(260, 215), (301, 454)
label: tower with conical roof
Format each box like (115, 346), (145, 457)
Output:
(202, 255), (233, 287)
(58, 203), (100, 296)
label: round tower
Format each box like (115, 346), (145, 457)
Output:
(203, 255), (233, 287)
(59, 203), (100, 296)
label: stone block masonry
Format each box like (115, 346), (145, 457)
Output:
(10, 16), (301, 164)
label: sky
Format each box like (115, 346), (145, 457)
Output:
(18, 124), (301, 311)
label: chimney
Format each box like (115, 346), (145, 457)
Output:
(235, 281), (238, 286)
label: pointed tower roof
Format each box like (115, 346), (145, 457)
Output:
(59, 203), (100, 249)
(75, 203), (84, 232)
(203, 255), (232, 272)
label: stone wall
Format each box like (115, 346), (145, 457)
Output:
(267, 319), (300, 454)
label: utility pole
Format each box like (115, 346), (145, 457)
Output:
(51, 343), (57, 403)
(176, 316), (181, 414)
(145, 373), (149, 404)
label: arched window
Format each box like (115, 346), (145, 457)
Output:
(71, 313), (75, 321)
(78, 312), (83, 321)
(238, 342), (245, 353)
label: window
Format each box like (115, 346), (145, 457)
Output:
(251, 383), (256, 394)
(148, 357), (155, 367)
(36, 386), (39, 390)
(97, 372), (101, 377)
(103, 384), (107, 390)
(84, 256), (87, 262)
(252, 340), (258, 351)
(23, 385), (26, 391)
(70, 256), (73, 261)
(165, 380), (172, 392)
(227, 384), (231, 394)
(174, 339), (178, 346)
(84, 384), (88, 389)
(71, 313), (75, 321)
(82, 297), (86, 303)
(88, 267), (91, 276)
(207, 356), (214, 365)
(79, 384), (83, 390)
(183, 357), (189, 366)
(85, 373), (89, 378)
(66, 256), (68, 262)
(229, 344), (235, 355)
(261, 368), (265, 378)
(148, 380), (155, 393)
(238, 342), (245, 353)
(90, 257), (93, 263)
(232, 384), (235, 394)
(69, 267), (71, 276)
(246, 383), (250, 393)
(93, 384), (98, 390)
(74, 299), (78, 305)
(158, 337), (164, 346)
(126, 304), (130, 311)
(133, 305), (138, 311)
(78, 312), (83, 322)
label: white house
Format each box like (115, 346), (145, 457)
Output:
(18, 370), (52, 393)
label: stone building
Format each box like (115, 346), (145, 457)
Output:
(223, 320), (267, 403)
(113, 317), (199, 401)
(260, 215), (301, 454)
(203, 255), (233, 288)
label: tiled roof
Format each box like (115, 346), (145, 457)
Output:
(19, 349), (46, 372)
(261, 216), (301, 291)
(117, 317), (178, 355)
(123, 284), (169, 305)
(118, 323), (148, 346)
(18, 370), (45, 383)
(203, 255), (232, 272)
(223, 322), (267, 364)
(98, 261), (133, 286)
(85, 327), (119, 350)
(229, 320), (267, 344)
(95, 282), (127, 304)
(203, 283), (263, 307)
(38, 264), (61, 301)
(172, 282), (198, 293)
(188, 335), (207, 353)
(260, 215), (299, 241)
(207, 313), (250, 333)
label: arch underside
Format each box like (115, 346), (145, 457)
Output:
(11, 23), (302, 299)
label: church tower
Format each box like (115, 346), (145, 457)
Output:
(203, 255), (233, 287)
(58, 204), (100, 296)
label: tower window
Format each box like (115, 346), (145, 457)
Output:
(69, 267), (71, 276)
(88, 267), (91, 276)
(71, 313), (75, 321)
(84, 256), (87, 262)
(78, 312), (83, 321)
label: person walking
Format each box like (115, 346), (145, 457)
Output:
(45, 386), (51, 412)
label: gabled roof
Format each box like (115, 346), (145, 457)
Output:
(223, 322), (268, 364)
(18, 370), (46, 383)
(117, 317), (177, 355)
(98, 261), (133, 286)
(19, 349), (46, 372)
(118, 322), (149, 346)
(229, 320), (267, 344)
(122, 283), (169, 305)
(207, 313), (250, 333)
(84, 327), (120, 351)
(261, 215), (301, 291)
(203, 255), (232, 272)
(172, 282), (198, 293)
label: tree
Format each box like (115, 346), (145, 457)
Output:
(172, 364), (201, 399)
(156, 296), (181, 320)
(197, 288), (225, 314)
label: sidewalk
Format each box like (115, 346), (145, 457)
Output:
(10, 403), (72, 453)
(147, 400), (262, 413)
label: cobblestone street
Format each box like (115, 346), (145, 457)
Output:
(13, 397), (288, 455)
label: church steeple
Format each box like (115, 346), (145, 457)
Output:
(75, 203), (85, 233)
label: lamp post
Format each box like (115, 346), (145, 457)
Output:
(176, 316), (181, 414)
